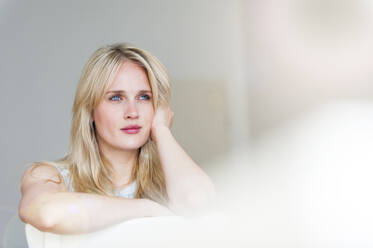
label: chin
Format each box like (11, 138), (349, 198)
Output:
(118, 140), (149, 151)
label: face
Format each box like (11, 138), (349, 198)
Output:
(92, 60), (154, 153)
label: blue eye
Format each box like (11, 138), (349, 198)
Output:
(110, 95), (121, 101)
(139, 94), (151, 100)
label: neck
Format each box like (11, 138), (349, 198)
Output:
(99, 143), (138, 188)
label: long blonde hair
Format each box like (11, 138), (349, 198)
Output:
(34, 43), (170, 204)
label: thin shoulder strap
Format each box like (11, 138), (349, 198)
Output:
(50, 162), (74, 192)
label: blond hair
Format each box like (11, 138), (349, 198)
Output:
(33, 43), (170, 204)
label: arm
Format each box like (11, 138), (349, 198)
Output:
(151, 105), (217, 215)
(19, 164), (172, 235)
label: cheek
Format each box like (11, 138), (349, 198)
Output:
(139, 104), (154, 122)
(144, 107), (155, 123)
(94, 108), (121, 134)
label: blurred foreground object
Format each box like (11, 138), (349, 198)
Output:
(25, 213), (231, 248)
(212, 101), (373, 248)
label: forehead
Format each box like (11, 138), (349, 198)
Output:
(107, 60), (151, 92)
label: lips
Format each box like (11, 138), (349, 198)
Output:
(122, 125), (141, 130)
(121, 125), (141, 134)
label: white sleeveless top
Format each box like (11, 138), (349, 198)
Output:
(52, 163), (137, 198)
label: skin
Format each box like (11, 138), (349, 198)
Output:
(95, 60), (216, 214)
(92, 61), (157, 188)
(18, 61), (174, 235)
(91, 60), (216, 215)
(19, 59), (216, 235)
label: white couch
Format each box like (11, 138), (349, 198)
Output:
(25, 214), (229, 248)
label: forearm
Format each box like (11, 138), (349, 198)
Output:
(25, 192), (170, 235)
(153, 127), (216, 214)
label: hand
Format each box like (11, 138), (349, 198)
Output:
(151, 104), (174, 141)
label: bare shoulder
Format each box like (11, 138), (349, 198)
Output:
(19, 162), (68, 224)
(21, 163), (67, 194)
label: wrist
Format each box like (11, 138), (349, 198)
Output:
(151, 125), (171, 143)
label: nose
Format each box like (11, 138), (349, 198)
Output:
(124, 101), (139, 119)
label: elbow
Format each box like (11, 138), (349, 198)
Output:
(18, 204), (58, 232)
(170, 185), (217, 216)
(18, 206), (28, 224)
(36, 204), (59, 232)
(186, 187), (217, 212)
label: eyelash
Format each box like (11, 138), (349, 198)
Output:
(109, 94), (151, 101)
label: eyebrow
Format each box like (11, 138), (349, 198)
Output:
(106, 90), (152, 95)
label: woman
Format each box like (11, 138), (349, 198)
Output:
(18, 43), (216, 235)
